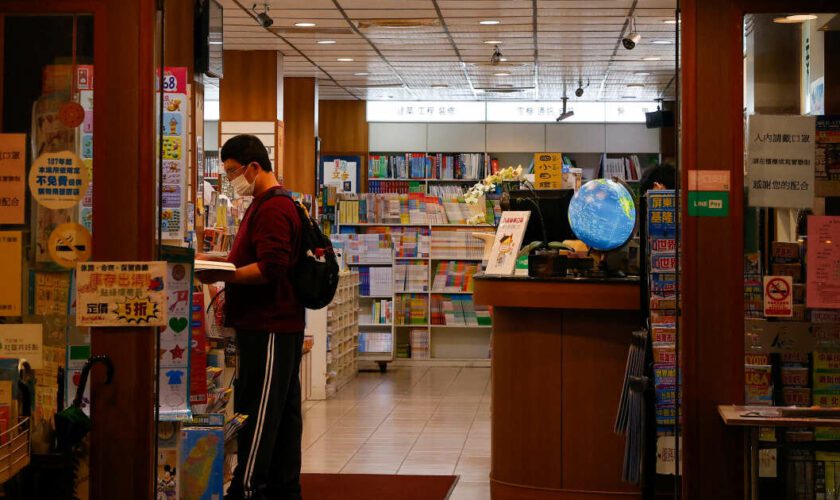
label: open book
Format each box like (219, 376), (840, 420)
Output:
(195, 260), (236, 273)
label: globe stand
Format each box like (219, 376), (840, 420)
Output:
(585, 250), (627, 279)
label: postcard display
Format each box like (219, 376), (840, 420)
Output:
(646, 190), (681, 475)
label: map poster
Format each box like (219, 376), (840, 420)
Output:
(807, 216), (840, 309)
(486, 211), (530, 276)
(76, 262), (167, 327)
(747, 114), (816, 208)
(0, 134), (25, 224)
(159, 246), (194, 421)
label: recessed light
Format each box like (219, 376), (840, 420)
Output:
(337, 57), (354, 62)
(663, 19), (679, 24)
(652, 40), (672, 44)
(480, 20), (501, 25)
(485, 40), (503, 45)
(643, 57), (662, 61)
(295, 22), (316, 27)
(774, 14), (819, 23)
(494, 72), (511, 76)
(317, 40), (336, 45)
(431, 84), (448, 89)
(354, 72), (369, 76)
(499, 57), (508, 62)
(208, 41), (223, 45)
(626, 83), (645, 88)
(635, 72), (651, 76)
(621, 95), (638, 99)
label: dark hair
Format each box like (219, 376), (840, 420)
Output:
(220, 134), (272, 172)
(640, 162), (676, 194)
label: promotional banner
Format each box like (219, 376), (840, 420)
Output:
(76, 262), (167, 327)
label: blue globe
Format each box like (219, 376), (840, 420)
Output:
(568, 179), (637, 251)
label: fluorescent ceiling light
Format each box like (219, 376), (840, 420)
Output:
(208, 41), (223, 45)
(774, 14), (819, 23)
(337, 57), (354, 62)
(626, 83), (645, 88)
(652, 40), (672, 44)
(431, 84), (448, 88)
(295, 22), (316, 27)
(499, 57), (508, 62)
(663, 19), (680, 24)
(354, 72), (369, 76)
(621, 95), (638, 99)
(494, 72), (511, 76)
(480, 20), (501, 25)
(635, 72), (651, 76)
(485, 40), (503, 45)
(317, 40), (336, 44)
(643, 57), (662, 61)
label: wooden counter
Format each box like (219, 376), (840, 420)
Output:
(474, 276), (642, 500)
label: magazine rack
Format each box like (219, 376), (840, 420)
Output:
(0, 418), (31, 484)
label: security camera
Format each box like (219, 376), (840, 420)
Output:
(623, 32), (641, 50)
(257, 11), (274, 28)
(252, 3), (273, 28)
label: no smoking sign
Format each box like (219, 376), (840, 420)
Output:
(764, 275), (793, 318)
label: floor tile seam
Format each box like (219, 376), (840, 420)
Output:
(455, 373), (490, 470)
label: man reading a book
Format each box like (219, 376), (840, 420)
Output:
(197, 134), (304, 500)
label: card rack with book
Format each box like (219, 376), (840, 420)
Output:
(337, 193), (490, 226)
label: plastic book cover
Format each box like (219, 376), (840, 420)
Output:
(486, 211), (530, 276)
(179, 427), (224, 500)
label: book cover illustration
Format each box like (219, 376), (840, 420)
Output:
(485, 211), (530, 276)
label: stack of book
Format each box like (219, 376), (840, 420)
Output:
(358, 332), (392, 353)
(427, 153), (486, 180)
(393, 228), (430, 258)
(431, 261), (479, 292)
(338, 194), (479, 226)
(394, 262), (429, 293)
(362, 299), (391, 325)
(744, 253), (763, 318)
(368, 180), (425, 194)
(394, 293), (428, 325)
(409, 329), (430, 359)
(430, 294), (480, 326)
(368, 153), (487, 180)
(431, 230), (490, 260)
(331, 233), (392, 264)
(358, 266), (393, 297)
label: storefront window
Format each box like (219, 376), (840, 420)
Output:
(742, 12), (840, 497)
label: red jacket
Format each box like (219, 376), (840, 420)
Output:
(225, 186), (304, 333)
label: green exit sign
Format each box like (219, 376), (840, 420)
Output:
(688, 191), (729, 217)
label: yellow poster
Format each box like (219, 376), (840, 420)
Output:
(28, 150), (89, 209)
(33, 271), (72, 316)
(76, 261), (168, 327)
(533, 153), (563, 190)
(0, 134), (26, 224)
(0, 324), (44, 369)
(0, 231), (22, 316)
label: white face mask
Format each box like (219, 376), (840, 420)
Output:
(231, 166), (256, 197)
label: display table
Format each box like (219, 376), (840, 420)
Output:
(474, 275), (642, 500)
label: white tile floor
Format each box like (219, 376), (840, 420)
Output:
(301, 366), (491, 500)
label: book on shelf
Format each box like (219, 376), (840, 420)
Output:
(431, 228), (494, 260)
(368, 153), (486, 181)
(431, 261), (479, 292)
(410, 328), (430, 360)
(394, 293), (429, 325)
(430, 294), (487, 327)
(331, 233), (392, 264)
(394, 261), (429, 293)
(358, 331), (393, 353)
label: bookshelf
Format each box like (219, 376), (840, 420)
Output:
(334, 185), (496, 368)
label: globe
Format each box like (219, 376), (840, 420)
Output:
(568, 179), (637, 251)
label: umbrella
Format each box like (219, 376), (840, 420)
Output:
(55, 355), (114, 453)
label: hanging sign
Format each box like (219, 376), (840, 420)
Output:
(0, 231), (22, 316)
(763, 276), (794, 317)
(29, 151), (89, 209)
(76, 262), (167, 327)
(807, 216), (840, 309)
(0, 134), (25, 225)
(158, 67), (188, 241)
(47, 222), (91, 269)
(747, 114), (816, 208)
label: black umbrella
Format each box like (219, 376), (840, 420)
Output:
(55, 355), (114, 453)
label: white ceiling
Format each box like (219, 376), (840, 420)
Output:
(216, 0), (678, 101)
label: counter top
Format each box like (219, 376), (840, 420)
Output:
(474, 273), (640, 310)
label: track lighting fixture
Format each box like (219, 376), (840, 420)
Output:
(556, 97), (574, 122)
(252, 3), (273, 28)
(574, 79), (590, 98)
(490, 45), (503, 65)
(623, 17), (640, 50)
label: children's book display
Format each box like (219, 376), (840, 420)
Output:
(485, 211), (530, 276)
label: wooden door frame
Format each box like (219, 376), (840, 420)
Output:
(1, 1), (159, 498)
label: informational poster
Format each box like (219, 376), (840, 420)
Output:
(31, 271), (71, 316)
(687, 170), (730, 217)
(0, 324), (43, 369)
(763, 276), (794, 317)
(28, 151), (89, 209)
(807, 216), (840, 309)
(160, 246), (194, 421)
(76, 262), (167, 327)
(533, 153), (563, 190)
(816, 115), (840, 180)
(159, 67), (188, 241)
(0, 134), (25, 224)
(747, 114), (816, 208)
(47, 222), (91, 269)
(320, 156), (359, 194)
(486, 211), (530, 276)
(0, 231), (22, 316)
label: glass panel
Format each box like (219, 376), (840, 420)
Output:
(742, 12), (840, 498)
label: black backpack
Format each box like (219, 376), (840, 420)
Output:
(251, 188), (339, 310)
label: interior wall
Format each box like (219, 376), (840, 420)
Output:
(753, 15), (801, 114)
(282, 77), (317, 194)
